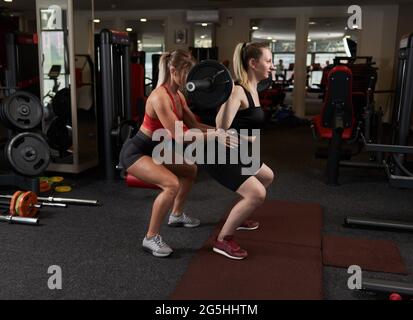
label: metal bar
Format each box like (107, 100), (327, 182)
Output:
(364, 140), (413, 154)
(0, 215), (39, 226)
(363, 278), (413, 296)
(0, 195), (97, 206)
(339, 161), (384, 169)
(37, 196), (99, 206)
(345, 216), (413, 231)
(0, 201), (42, 209)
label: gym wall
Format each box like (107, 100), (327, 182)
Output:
(71, 5), (401, 119)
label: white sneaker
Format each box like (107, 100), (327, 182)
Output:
(142, 235), (173, 257)
(168, 213), (201, 228)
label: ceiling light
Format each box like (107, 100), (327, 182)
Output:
(200, 35), (207, 39)
(272, 39), (276, 43)
(93, 19), (100, 23)
(267, 37), (272, 40)
(140, 18), (147, 22)
(201, 23), (208, 27)
(4, 0), (13, 2)
(252, 26), (259, 30)
(126, 28), (133, 32)
(307, 38), (312, 42)
(309, 21), (316, 25)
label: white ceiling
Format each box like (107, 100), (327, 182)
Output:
(251, 17), (358, 41)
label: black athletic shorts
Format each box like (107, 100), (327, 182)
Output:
(119, 130), (159, 170)
(200, 139), (263, 192)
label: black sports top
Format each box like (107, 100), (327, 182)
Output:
(229, 84), (266, 135)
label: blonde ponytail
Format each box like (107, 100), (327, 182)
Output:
(156, 50), (196, 88)
(156, 52), (171, 88)
(233, 43), (249, 88)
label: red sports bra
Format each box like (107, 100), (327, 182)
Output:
(142, 85), (188, 133)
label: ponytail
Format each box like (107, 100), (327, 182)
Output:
(156, 50), (196, 88)
(233, 43), (248, 88)
(156, 52), (171, 88)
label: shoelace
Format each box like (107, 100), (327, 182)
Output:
(224, 237), (241, 251)
(181, 214), (193, 223)
(153, 235), (168, 248)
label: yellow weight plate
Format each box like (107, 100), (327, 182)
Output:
(55, 186), (72, 193)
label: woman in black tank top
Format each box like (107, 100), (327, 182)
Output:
(208, 42), (275, 260)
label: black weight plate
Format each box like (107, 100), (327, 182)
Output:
(52, 88), (71, 121)
(46, 117), (72, 151)
(187, 60), (233, 110)
(6, 132), (50, 176)
(258, 73), (272, 92)
(2, 91), (43, 130)
(0, 100), (6, 125)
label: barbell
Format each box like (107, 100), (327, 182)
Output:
(0, 190), (99, 226)
(186, 60), (273, 110)
(0, 191), (40, 218)
(0, 194), (100, 206)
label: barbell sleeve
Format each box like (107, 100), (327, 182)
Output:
(0, 215), (39, 226)
(40, 202), (67, 208)
(186, 79), (213, 92)
(37, 196), (99, 206)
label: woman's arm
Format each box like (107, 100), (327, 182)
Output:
(215, 86), (242, 130)
(152, 94), (233, 145)
(216, 86), (256, 143)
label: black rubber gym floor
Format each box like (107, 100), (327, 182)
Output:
(0, 123), (412, 300)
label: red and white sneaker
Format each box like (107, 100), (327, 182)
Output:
(236, 220), (259, 231)
(213, 235), (248, 260)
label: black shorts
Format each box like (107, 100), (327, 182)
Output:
(200, 140), (263, 192)
(119, 130), (159, 170)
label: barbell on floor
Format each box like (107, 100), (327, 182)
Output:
(0, 194), (99, 206)
(0, 191), (42, 225)
(0, 215), (39, 226)
(0, 191), (99, 226)
(0, 200), (67, 209)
